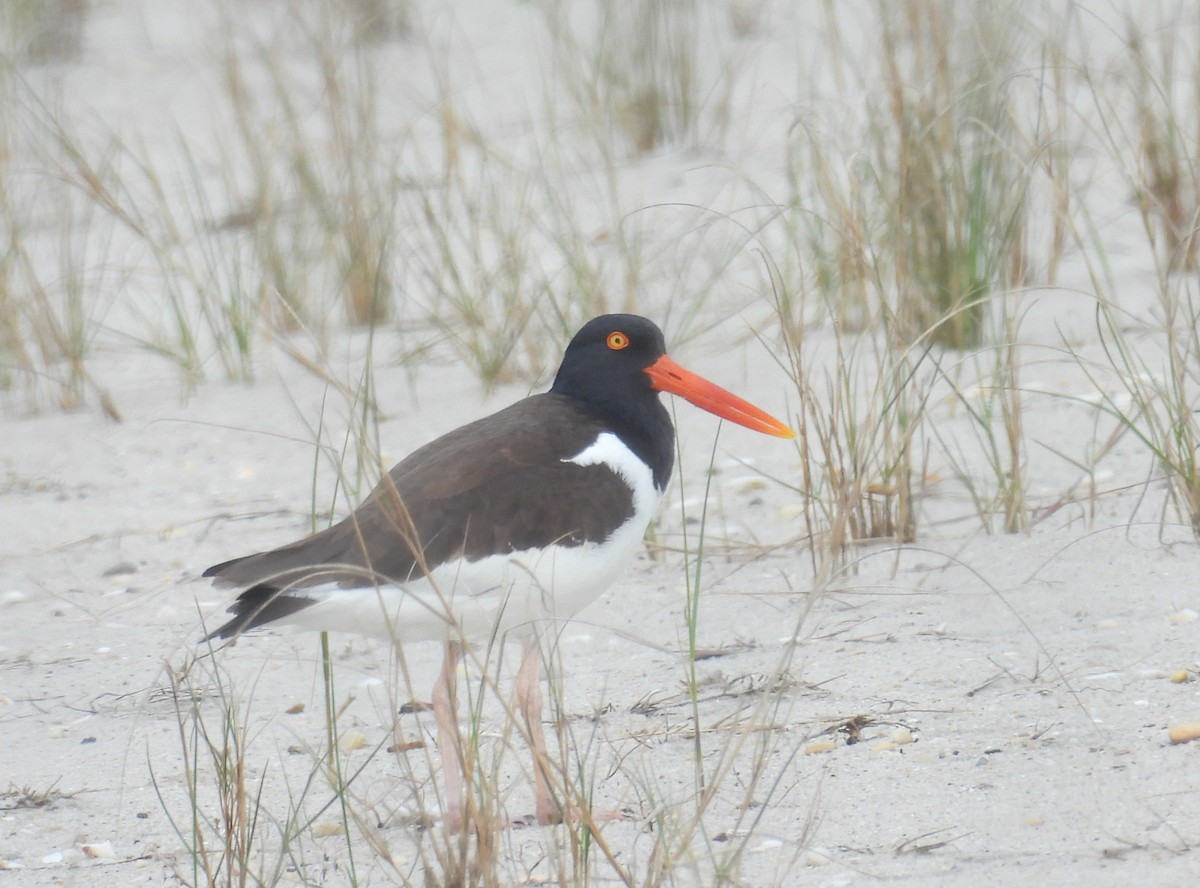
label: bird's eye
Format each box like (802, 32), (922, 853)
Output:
(607, 331), (630, 350)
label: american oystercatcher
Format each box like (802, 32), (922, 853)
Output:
(204, 314), (793, 827)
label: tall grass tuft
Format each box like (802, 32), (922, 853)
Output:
(158, 655), (295, 888)
(779, 1), (1037, 350)
(1066, 6), (1200, 538)
(1084, 293), (1200, 538)
(539, 0), (739, 155)
(873, 0), (1032, 350)
(932, 322), (1029, 535)
(217, 0), (399, 333)
(769, 261), (932, 569)
(1125, 14), (1200, 274)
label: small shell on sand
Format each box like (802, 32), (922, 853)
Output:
(80, 842), (114, 859)
(871, 727), (916, 752)
(338, 730), (366, 752)
(1167, 723), (1200, 744)
(804, 739), (836, 755)
(804, 849), (832, 866)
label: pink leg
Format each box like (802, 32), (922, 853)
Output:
(516, 643), (559, 825)
(431, 641), (464, 829)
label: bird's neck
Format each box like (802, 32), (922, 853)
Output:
(609, 398), (675, 493)
(554, 390), (675, 491)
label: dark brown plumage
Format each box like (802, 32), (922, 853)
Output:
(204, 394), (636, 638)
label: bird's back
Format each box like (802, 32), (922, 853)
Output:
(205, 394), (661, 641)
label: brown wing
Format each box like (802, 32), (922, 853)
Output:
(204, 394), (635, 637)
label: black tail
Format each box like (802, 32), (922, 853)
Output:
(204, 582), (318, 641)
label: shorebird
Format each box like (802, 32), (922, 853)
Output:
(204, 314), (793, 827)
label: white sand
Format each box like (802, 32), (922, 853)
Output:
(3, 2), (1200, 885)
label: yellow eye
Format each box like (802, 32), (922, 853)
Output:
(607, 331), (630, 350)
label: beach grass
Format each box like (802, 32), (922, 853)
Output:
(7, 0), (1200, 883)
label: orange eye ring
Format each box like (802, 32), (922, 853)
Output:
(607, 331), (630, 350)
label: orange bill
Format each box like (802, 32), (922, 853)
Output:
(644, 355), (795, 439)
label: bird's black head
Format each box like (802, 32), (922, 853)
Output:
(549, 313), (794, 490)
(550, 314), (674, 487)
(552, 314), (667, 401)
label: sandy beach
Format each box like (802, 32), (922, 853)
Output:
(3, 1), (1200, 885)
